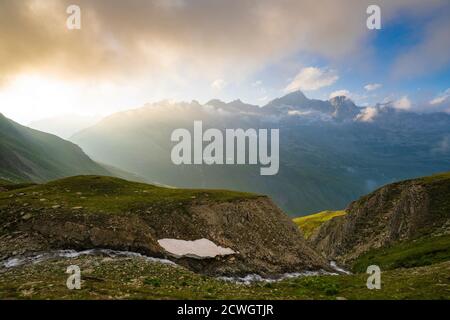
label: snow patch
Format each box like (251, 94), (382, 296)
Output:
(158, 238), (236, 259)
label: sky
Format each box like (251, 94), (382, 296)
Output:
(0, 0), (449, 125)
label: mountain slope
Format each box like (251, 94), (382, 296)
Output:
(309, 172), (450, 267)
(0, 113), (111, 182)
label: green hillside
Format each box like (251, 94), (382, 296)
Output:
(293, 210), (346, 239)
(0, 113), (111, 183)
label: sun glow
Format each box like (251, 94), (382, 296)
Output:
(0, 74), (83, 124)
(0, 74), (146, 125)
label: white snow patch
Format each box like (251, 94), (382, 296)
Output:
(158, 238), (236, 259)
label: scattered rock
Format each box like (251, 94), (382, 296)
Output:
(22, 213), (33, 220)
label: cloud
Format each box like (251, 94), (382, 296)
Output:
(430, 88), (450, 105)
(393, 96), (412, 110)
(355, 107), (379, 122)
(329, 90), (350, 99)
(364, 83), (382, 91)
(288, 110), (312, 116)
(0, 0), (446, 85)
(211, 79), (227, 90)
(285, 67), (338, 92)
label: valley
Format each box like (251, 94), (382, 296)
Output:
(0, 172), (449, 300)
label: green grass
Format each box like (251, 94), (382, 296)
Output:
(293, 210), (346, 239)
(352, 234), (450, 273)
(0, 255), (449, 300)
(0, 175), (260, 214)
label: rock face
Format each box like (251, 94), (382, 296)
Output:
(0, 176), (329, 276)
(309, 173), (450, 265)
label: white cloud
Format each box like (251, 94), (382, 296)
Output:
(430, 88), (450, 105)
(211, 79), (227, 90)
(393, 96), (412, 110)
(285, 67), (338, 93)
(364, 83), (382, 91)
(288, 110), (312, 116)
(355, 107), (379, 122)
(329, 89), (350, 99)
(252, 80), (263, 87)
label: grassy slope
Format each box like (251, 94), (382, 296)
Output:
(0, 255), (448, 300)
(352, 234), (450, 273)
(293, 210), (346, 239)
(0, 175), (260, 215)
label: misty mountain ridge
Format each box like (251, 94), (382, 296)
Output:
(97, 90), (444, 124)
(70, 91), (450, 215)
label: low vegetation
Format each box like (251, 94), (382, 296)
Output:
(0, 255), (448, 300)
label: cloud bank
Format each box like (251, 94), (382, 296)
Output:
(0, 0), (447, 84)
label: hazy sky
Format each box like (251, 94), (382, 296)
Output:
(0, 0), (449, 124)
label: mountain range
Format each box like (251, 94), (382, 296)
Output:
(69, 91), (450, 215)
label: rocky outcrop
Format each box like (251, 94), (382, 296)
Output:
(0, 177), (329, 276)
(309, 173), (450, 265)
